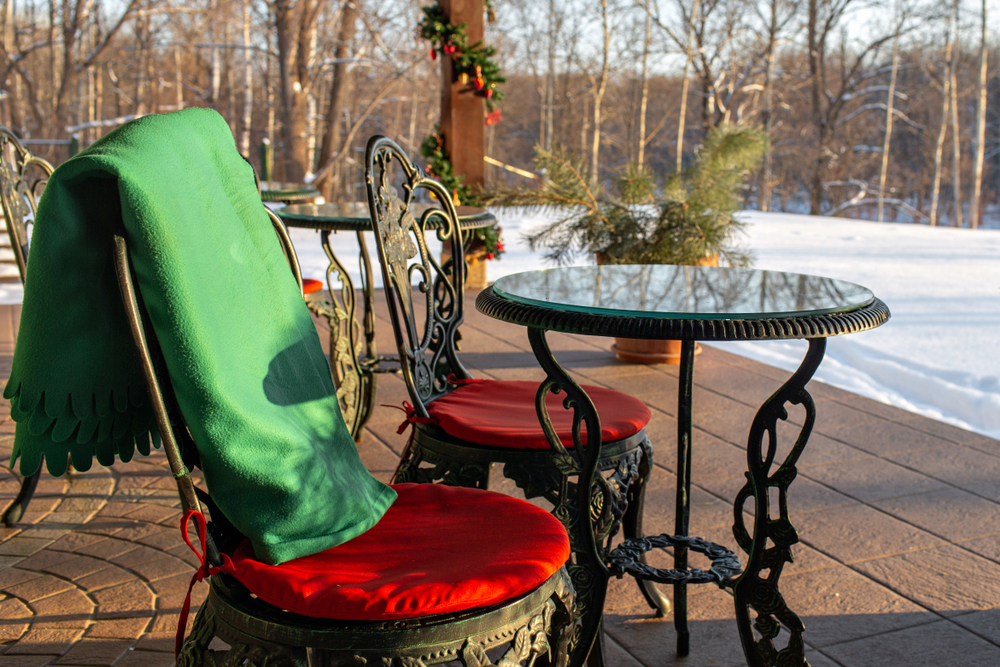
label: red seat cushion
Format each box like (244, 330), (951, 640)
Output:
(229, 483), (569, 620)
(425, 380), (650, 449)
(302, 278), (323, 295)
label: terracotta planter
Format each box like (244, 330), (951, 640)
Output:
(441, 238), (488, 290)
(612, 338), (703, 365)
(612, 255), (718, 365)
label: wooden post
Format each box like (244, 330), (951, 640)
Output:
(439, 0), (485, 191)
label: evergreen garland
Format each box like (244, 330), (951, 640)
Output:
(418, 2), (506, 259)
(419, 3), (506, 112)
(420, 128), (505, 259)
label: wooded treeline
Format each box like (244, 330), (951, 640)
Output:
(0, 0), (996, 225)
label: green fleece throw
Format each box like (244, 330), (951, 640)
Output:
(4, 108), (396, 564)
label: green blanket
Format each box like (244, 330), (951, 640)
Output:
(4, 108), (396, 565)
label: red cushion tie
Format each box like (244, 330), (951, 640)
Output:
(175, 510), (235, 660)
(382, 402), (437, 483)
(383, 401), (436, 436)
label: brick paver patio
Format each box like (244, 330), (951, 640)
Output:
(2, 291), (999, 666)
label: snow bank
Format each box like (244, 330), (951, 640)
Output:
(287, 208), (1000, 439)
(716, 212), (1000, 440)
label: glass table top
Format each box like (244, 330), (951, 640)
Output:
(492, 265), (875, 320)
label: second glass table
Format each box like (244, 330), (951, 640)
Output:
(477, 264), (889, 667)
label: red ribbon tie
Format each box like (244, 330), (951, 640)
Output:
(175, 510), (236, 660)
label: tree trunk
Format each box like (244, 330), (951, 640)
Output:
(759, 0), (778, 211)
(929, 51), (950, 227)
(677, 0), (700, 173)
(240, 0), (253, 156)
(211, 0), (221, 106)
(970, 0), (988, 229)
(877, 24), (900, 223)
(545, 0), (556, 150)
(948, 0), (963, 226)
(637, 5), (651, 170)
(175, 47), (184, 112)
(274, 0), (313, 182)
(94, 65), (103, 139)
(808, 0), (825, 215)
(589, 0), (610, 190)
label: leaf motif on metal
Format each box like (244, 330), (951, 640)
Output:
(378, 184), (418, 285)
(462, 641), (491, 667)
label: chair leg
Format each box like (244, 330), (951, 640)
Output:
(2, 469), (41, 527)
(623, 438), (671, 618)
(585, 618), (607, 667)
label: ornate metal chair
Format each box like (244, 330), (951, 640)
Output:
(110, 206), (577, 667)
(366, 136), (721, 664)
(0, 127), (53, 526)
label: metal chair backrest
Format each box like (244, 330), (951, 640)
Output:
(0, 128), (53, 282)
(365, 135), (471, 418)
(111, 206), (305, 568)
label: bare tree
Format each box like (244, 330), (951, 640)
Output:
(948, 0), (962, 225)
(928, 26), (953, 226)
(586, 0), (611, 188)
(805, 0), (898, 214)
(970, 0), (988, 228)
(637, 0), (652, 168)
(273, 0), (321, 180)
(877, 7), (901, 223)
(315, 0), (359, 196)
(753, 0), (800, 211)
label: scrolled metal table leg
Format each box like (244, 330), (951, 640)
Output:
(315, 230), (367, 440)
(731, 337), (826, 667)
(353, 231), (379, 435)
(2, 469), (40, 526)
(527, 327), (610, 667)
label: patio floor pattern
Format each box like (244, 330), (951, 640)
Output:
(2, 290), (1000, 667)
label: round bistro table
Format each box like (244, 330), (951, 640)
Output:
(259, 181), (321, 204)
(278, 202), (495, 440)
(476, 265), (890, 667)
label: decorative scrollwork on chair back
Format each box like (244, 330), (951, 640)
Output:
(365, 135), (472, 417)
(0, 127), (54, 282)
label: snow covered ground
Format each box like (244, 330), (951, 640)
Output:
(281, 209), (1000, 440)
(5, 208), (997, 440)
(718, 212), (1000, 441)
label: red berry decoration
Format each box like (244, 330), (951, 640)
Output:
(474, 77), (484, 91)
(485, 89), (493, 99)
(486, 253), (495, 260)
(430, 47), (437, 60)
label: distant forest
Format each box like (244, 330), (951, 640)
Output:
(0, 0), (996, 226)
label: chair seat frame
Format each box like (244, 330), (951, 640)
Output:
(181, 570), (574, 667)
